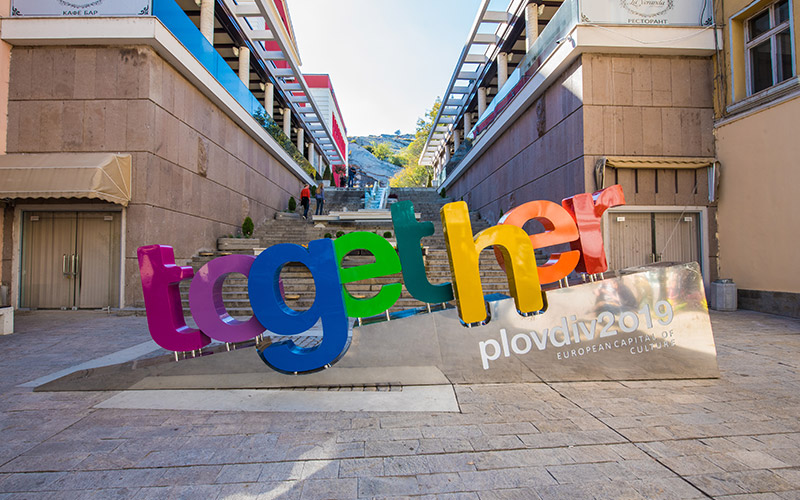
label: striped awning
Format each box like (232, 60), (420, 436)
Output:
(604, 156), (716, 169)
(0, 153), (132, 206)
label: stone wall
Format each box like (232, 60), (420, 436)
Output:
(6, 45), (304, 306)
(582, 54), (717, 277)
(446, 54), (717, 277)
(448, 59), (586, 223)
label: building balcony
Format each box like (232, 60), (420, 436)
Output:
(423, 0), (720, 190)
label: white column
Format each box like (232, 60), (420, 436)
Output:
(498, 52), (508, 90)
(526, 3), (540, 52)
(464, 113), (472, 136)
(264, 82), (274, 117)
(199, 0), (215, 45)
(453, 130), (460, 151)
(296, 128), (305, 155)
(478, 87), (487, 116)
(307, 145), (314, 164)
(238, 46), (250, 86)
(283, 108), (291, 136)
(444, 144), (451, 164)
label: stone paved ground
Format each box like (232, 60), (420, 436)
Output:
(0, 310), (799, 499)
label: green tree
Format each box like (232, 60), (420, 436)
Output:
(370, 141), (393, 161)
(391, 163), (431, 187)
(390, 98), (441, 187)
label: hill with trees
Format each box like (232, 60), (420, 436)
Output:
(346, 98), (441, 188)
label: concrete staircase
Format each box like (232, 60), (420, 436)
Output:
(180, 188), (522, 319)
(324, 188), (364, 212)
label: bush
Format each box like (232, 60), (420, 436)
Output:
(383, 231), (393, 239)
(439, 188), (446, 198)
(252, 110), (316, 178)
(288, 196), (297, 212)
(242, 217), (254, 238)
(310, 185), (317, 197)
(324, 233), (332, 239)
(336, 231), (345, 238)
(323, 166), (332, 181)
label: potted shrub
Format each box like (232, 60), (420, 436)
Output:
(242, 216), (254, 238)
(322, 166), (333, 187)
(218, 218), (259, 251)
(382, 230), (397, 249)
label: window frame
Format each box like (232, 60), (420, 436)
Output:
(744, 0), (796, 95)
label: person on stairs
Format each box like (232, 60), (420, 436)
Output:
(300, 184), (310, 219)
(315, 182), (325, 216)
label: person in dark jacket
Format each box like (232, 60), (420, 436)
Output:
(315, 182), (325, 215)
(300, 184), (310, 219)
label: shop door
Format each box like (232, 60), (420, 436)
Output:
(21, 212), (121, 309)
(608, 212), (700, 272)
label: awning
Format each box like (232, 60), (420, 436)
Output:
(604, 156), (715, 169)
(0, 153), (132, 206)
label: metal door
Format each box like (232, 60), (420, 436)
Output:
(21, 212), (77, 309)
(607, 212), (651, 271)
(20, 211), (121, 309)
(608, 211), (701, 272)
(76, 212), (121, 309)
(655, 213), (699, 265)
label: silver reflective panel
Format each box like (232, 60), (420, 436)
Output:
(342, 262), (719, 383)
(475, 262), (719, 381)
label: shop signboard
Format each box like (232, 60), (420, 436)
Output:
(580, 0), (714, 26)
(11, 0), (152, 17)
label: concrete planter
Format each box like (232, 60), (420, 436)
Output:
(217, 237), (260, 251)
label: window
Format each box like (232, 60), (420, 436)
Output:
(745, 0), (795, 95)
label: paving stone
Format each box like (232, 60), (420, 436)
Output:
(477, 488), (543, 499)
(217, 481), (302, 499)
(0, 309), (799, 498)
(364, 439), (420, 457)
(299, 477), (357, 499)
(358, 476), (420, 497)
(338, 458), (384, 478)
(214, 464), (264, 484)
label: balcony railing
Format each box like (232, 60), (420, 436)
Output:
(152, 0), (317, 178)
(444, 0), (713, 178)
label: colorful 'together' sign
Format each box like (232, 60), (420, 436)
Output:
(138, 185), (625, 374)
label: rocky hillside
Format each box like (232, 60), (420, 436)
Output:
(348, 143), (402, 185)
(350, 133), (413, 153)
(347, 133), (413, 185)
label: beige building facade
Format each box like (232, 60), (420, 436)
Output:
(4, 44), (304, 308)
(715, 0), (800, 316)
(0, 1), (346, 311)
(0, 0), (11, 307)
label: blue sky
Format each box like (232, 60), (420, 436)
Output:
(289, 0), (482, 137)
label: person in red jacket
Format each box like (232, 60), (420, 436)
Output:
(300, 184), (310, 219)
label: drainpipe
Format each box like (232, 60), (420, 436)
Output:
(199, 0), (215, 45)
(526, 3), (543, 52)
(498, 52), (508, 90)
(264, 82), (274, 117)
(478, 87), (487, 116)
(237, 46), (250, 85)
(283, 108), (291, 137)
(296, 128), (304, 156)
